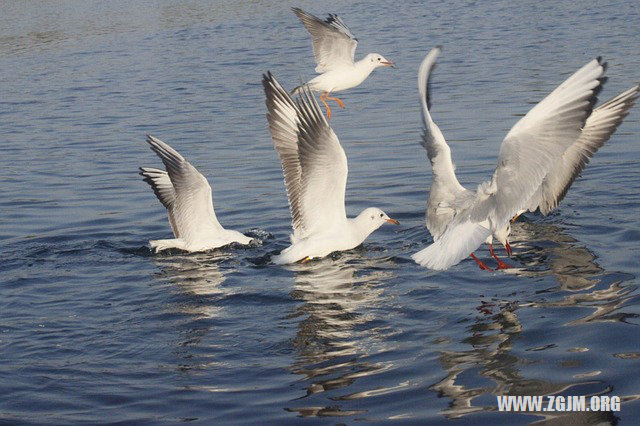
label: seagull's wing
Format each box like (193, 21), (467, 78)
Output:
(292, 7), (358, 73)
(413, 58), (607, 270)
(263, 72), (305, 236)
(526, 84), (640, 214)
(139, 167), (175, 210)
(295, 86), (349, 236)
(263, 72), (348, 239)
(144, 135), (223, 241)
(488, 57), (607, 226)
(419, 47), (464, 192)
(139, 167), (179, 236)
(418, 48), (469, 239)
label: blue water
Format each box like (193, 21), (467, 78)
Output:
(2, 0), (640, 423)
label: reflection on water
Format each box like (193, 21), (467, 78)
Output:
(153, 251), (228, 298)
(507, 219), (638, 326)
(284, 255), (396, 417)
(534, 280), (637, 327)
(3, 0), (639, 422)
(430, 220), (633, 422)
(431, 303), (619, 423)
(506, 220), (604, 291)
(151, 251), (236, 377)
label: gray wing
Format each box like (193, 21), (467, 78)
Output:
(526, 84), (640, 214)
(292, 7), (358, 73)
(488, 57), (607, 225)
(139, 167), (175, 211)
(144, 135), (223, 241)
(263, 72), (305, 235)
(139, 167), (179, 236)
(263, 72), (348, 239)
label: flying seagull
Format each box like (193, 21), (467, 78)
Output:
(292, 7), (395, 119)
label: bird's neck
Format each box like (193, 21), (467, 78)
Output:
(349, 211), (379, 243)
(354, 57), (377, 75)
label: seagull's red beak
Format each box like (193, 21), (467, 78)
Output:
(382, 60), (395, 68)
(386, 218), (400, 225)
(505, 240), (512, 257)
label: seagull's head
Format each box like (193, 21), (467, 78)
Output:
(358, 207), (400, 231)
(367, 53), (395, 69)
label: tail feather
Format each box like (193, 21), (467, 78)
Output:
(412, 221), (491, 270)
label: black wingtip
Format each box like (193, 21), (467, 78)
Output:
(292, 7), (311, 21)
(584, 73), (608, 128)
(261, 71), (273, 91)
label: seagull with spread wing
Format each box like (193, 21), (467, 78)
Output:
(140, 135), (252, 253)
(263, 72), (399, 264)
(518, 84), (639, 217)
(412, 47), (630, 271)
(291, 7), (395, 119)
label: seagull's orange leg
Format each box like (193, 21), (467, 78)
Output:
(470, 253), (494, 271)
(325, 93), (346, 109)
(320, 93), (333, 120)
(489, 243), (511, 269)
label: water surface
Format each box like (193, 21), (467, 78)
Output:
(2, 0), (640, 423)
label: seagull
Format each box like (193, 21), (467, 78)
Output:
(291, 7), (395, 119)
(262, 72), (399, 264)
(139, 135), (252, 253)
(412, 48), (611, 271)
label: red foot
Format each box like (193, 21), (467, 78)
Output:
(470, 253), (493, 271)
(505, 240), (513, 257)
(489, 243), (511, 269)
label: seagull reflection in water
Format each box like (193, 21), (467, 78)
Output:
(150, 252), (240, 375)
(429, 219), (634, 422)
(284, 253), (399, 417)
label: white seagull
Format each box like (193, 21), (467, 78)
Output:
(263, 72), (399, 264)
(412, 48), (612, 271)
(292, 7), (395, 119)
(140, 135), (252, 253)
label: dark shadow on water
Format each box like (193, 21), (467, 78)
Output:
(428, 219), (634, 423)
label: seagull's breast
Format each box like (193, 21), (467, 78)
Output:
(309, 65), (371, 93)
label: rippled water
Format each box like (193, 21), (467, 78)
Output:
(2, 1), (640, 423)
